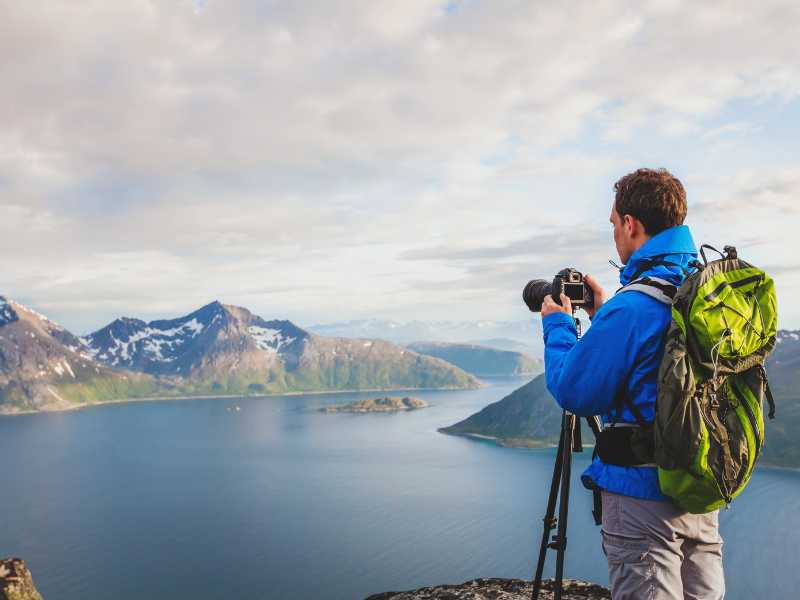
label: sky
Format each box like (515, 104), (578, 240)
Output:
(2, 0), (800, 334)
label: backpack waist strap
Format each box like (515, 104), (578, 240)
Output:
(596, 424), (656, 467)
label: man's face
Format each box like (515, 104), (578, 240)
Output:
(610, 204), (633, 264)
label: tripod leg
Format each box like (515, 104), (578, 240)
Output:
(554, 413), (575, 600)
(531, 412), (567, 600)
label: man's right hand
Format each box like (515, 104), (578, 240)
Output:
(583, 274), (607, 319)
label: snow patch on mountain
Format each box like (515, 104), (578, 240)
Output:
(83, 317), (207, 365)
(248, 326), (295, 352)
(0, 298), (17, 325)
(52, 359), (76, 379)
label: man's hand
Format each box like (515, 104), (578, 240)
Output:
(583, 274), (607, 319)
(541, 293), (572, 318)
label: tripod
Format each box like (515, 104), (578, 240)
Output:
(531, 314), (601, 600)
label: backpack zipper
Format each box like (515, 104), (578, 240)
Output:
(704, 273), (764, 301)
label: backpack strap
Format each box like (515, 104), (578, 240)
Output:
(616, 276), (677, 305)
(609, 276), (676, 426)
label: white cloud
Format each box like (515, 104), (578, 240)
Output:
(1, 1), (800, 330)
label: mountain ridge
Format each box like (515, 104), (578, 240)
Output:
(407, 341), (543, 377)
(0, 297), (479, 413)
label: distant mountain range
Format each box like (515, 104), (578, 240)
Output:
(440, 331), (800, 468)
(407, 342), (543, 377)
(0, 297), (479, 414)
(308, 319), (544, 357)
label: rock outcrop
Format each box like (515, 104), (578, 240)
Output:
(320, 396), (428, 413)
(365, 577), (609, 599)
(0, 559), (44, 600)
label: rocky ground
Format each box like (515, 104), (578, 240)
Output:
(0, 559), (43, 600)
(365, 577), (610, 599)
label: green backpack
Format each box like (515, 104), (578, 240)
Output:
(639, 245), (778, 513)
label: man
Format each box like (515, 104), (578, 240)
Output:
(540, 168), (725, 599)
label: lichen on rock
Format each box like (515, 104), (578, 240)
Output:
(0, 559), (44, 600)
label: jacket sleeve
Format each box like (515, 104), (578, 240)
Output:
(542, 301), (641, 417)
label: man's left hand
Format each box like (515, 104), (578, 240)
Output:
(541, 293), (572, 318)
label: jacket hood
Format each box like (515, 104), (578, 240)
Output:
(619, 225), (698, 286)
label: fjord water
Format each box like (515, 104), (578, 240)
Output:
(1, 378), (798, 599)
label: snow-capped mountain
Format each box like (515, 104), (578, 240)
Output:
(1, 297), (479, 413)
(82, 301), (479, 396)
(81, 301), (308, 377)
(0, 296), (155, 412)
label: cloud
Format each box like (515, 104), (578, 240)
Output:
(402, 229), (609, 262)
(2, 1), (800, 330)
(694, 167), (800, 215)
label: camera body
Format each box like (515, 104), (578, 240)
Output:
(522, 268), (594, 313)
(554, 268), (594, 308)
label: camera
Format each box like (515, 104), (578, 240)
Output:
(522, 268), (595, 313)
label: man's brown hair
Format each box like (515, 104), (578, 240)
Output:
(614, 168), (687, 236)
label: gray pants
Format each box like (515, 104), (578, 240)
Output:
(601, 490), (725, 600)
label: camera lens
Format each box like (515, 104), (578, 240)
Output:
(522, 279), (552, 313)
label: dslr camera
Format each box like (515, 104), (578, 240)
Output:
(523, 268), (594, 313)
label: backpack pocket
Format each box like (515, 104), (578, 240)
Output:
(690, 268), (776, 360)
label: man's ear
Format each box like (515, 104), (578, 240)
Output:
(623, 214), (645, 238)
(622, 213), (635, 235)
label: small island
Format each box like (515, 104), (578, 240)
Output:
(319, 396), (428, 413)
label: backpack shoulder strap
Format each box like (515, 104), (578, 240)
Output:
(616, 276), (677, 305)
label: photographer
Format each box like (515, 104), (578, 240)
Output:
(540, 169), (724, 599)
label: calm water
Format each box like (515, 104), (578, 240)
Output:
(1, 378), (798, 599)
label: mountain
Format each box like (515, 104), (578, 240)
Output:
(439, 330), (800, 467)
(0, 296), (159, 413)
(308, 319), (544, 357)
(82, 301), (480, 397)
(406, 341), (543, 377)
(761, 330), (800, 467)
(438, 373), (564, 448)
(465, 338), (537, 353)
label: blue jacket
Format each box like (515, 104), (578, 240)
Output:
(542, 225), (697, 501)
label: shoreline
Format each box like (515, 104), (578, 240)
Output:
(0, 383), (484, 418)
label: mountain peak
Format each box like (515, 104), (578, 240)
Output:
(0, 296), (64, 331)
(0, 296), (18, 326)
